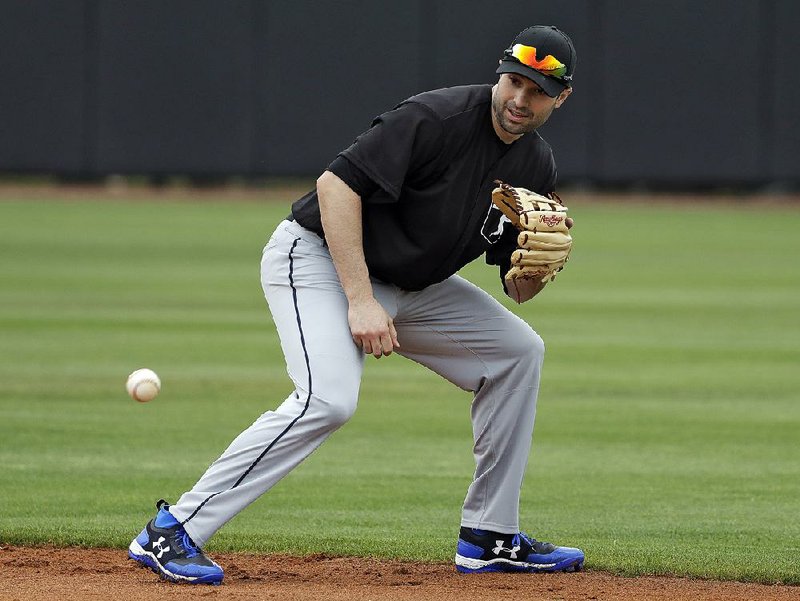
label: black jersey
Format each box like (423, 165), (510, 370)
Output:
(291, 84), (558, 291)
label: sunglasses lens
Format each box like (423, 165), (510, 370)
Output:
(510, 44), (567, 79)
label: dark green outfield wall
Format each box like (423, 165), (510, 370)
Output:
(1, 0), (797, 186)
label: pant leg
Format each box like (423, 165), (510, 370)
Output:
(169, 221), (374, 546)
(394, 275), (545, 534)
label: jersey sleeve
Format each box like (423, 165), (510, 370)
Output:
(327, 155), (381, 199)
(338, 102), (443, 201)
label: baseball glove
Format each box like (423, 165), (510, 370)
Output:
(491, 180), (573, 291)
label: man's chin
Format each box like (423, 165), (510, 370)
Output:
(500, 119), (534, 136)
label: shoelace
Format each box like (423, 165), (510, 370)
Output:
(518, 531), (558, 555)
(518, 532), (541, 547)
(179, 530), (199, 558)
(166, 526), (199, 559)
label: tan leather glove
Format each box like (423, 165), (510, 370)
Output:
(491, 180), (573, 296)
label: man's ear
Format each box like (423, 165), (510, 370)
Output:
(554, 87), (572, 108)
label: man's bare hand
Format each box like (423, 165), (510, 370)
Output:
(348, 298), (399, 358)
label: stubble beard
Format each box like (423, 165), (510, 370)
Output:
(492, 97), (539, 136)
(492, 90), (556, 137)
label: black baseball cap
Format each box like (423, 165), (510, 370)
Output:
(496, 25), (576, 97)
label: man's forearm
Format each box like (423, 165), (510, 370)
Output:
(316, 170), (399, 357)
(316, 170), (373, 303)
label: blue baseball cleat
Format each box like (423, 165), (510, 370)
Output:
(128, 499), (224, 585)
(455, 527), (584, 573)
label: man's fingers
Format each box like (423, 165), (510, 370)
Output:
(565, 217), (574, 229)
(348, 302), (398, 358)
(364, 336), (382, 359)
(378, 319), (399, 357)
(356, 336), (384, 358)
(379, 332), (394, 357)
(359, 332), (397, 358)
(389, 321), (400, 349)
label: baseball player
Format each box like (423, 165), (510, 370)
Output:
(129, 25), (584, 585)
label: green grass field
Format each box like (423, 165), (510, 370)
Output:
(0, 192), (798, 585)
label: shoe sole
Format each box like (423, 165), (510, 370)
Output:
(455, 553), (584, 574)
(128, 540), (223, 585)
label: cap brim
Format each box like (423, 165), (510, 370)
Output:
(496, 60), (568, 98)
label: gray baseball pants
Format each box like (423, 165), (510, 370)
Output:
(169, 219), (545, 547)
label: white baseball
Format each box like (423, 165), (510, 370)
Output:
(126, 368), (161, 402)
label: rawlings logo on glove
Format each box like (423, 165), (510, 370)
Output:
(491, 180), (573, 300)
(539, 214), (565, 228)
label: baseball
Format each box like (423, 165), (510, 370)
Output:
(126, 368), (161, 402)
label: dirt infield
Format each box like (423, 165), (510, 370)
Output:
(2, 547), (798, 601)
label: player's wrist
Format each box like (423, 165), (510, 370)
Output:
(344, 287), (378, 307)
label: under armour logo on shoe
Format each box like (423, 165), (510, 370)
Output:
(152, 536), (171, 559)
(492, 540), (521, 559)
